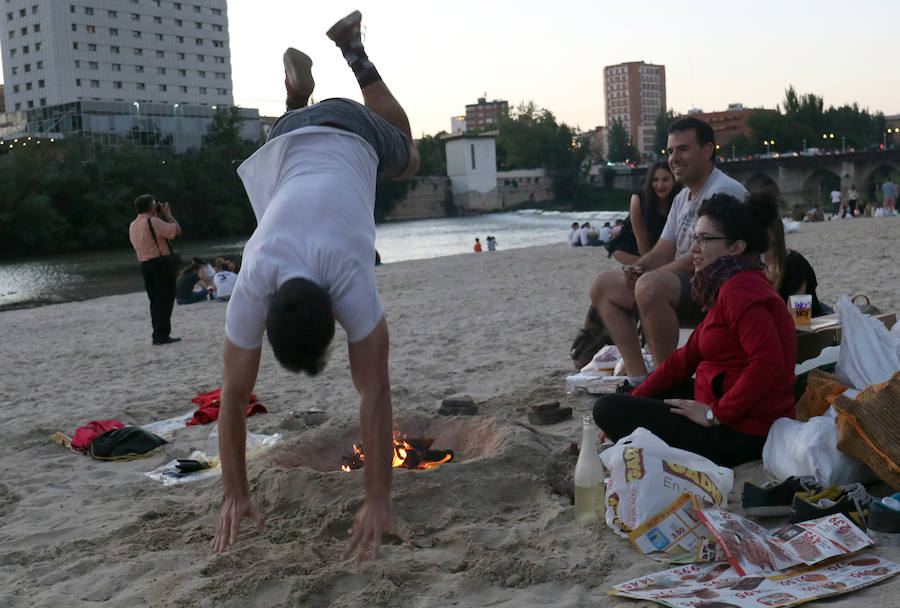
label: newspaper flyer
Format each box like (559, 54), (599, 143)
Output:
(697, 510), (872, 576)
(628, 493), (719, 564)
(610, 553), (900, 607)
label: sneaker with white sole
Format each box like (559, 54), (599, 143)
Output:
(326, 10), (362, 45)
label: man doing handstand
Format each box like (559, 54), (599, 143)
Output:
(211, 10), (420, 562)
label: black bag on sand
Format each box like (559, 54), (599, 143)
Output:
(90, 427), (167, 461)
(851, 294), (880, 315)
(570, 306), (613, 370)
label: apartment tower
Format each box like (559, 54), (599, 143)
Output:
(603, 61), (666, 155)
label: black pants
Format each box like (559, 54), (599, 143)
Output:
(140, 257), (176, 342)
(593, 393), (766, 467)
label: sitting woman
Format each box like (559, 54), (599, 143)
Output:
(175, 262), (213, 305)
(605, 160), (681, 264)
(765, 218), (829, 316)
(593, 192), (797, 467)
(211, 257), (238, 301)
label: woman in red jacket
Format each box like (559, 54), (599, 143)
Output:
(593, 191), (797, 466)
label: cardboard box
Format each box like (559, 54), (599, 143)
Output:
(796, 312), (896, 363)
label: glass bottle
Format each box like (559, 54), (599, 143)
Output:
(574, 414), (606, 523)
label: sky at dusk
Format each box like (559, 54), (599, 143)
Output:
(0, 1), (896, 137)
(228, 1), (900, 136)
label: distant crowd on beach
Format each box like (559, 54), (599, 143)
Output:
(567, 220), (625, 248)
(805, 178), (898, 221)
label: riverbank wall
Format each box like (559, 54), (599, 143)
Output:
(383, 169), (555, 221)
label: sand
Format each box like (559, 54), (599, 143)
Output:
(1, 216), (898, 607)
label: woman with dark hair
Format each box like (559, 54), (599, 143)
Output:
(175, 262), (213, 305)
(764, 218), (827, 317)
(593, 192), (797, 467)
(605, 160), (682, 264)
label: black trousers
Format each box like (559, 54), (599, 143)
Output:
(140, 257), (176, 342)
(593, 393), (766, 467)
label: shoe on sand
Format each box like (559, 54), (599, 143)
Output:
(789, 482), (872, 527)
(326, 10), (362, 45)
(283, 47), (314, 106)
(742, 476), (820, 517)
(867, 493), (900, 546)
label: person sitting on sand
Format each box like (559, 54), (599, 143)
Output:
(806, 204), (825, 222)
(592, 192), (796, 467)
(605, 160), (681, 265)
(211, 10), (419, 562)
(568, 221), (582, 247)
(486, 235), (497, 251)
(764, 217), (829, 317)
(474, 237), (482, 252)
(175, 262), (213, 305)
(211, 258), (238, 301)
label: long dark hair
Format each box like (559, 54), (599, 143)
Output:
(641, 160), (681, 214)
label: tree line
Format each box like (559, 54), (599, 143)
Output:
(1, 102), (601, 259)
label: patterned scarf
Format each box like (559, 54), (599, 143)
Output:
(691, 254), (765, 310)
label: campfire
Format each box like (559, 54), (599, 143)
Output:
(341, 430), (453, 471)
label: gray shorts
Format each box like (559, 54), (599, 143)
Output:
(674, 271), (706, 327)
(268, 97), (411, 178)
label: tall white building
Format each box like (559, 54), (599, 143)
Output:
(1, 0), (232, 111)
(0, 0), (256, 152)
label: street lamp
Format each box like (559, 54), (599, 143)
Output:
(885, 128), (897, 150)
(763, 139), (774, 155)
(822, 132), (834, 152)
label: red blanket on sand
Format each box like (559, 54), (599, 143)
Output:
(186, 388), (267, 426)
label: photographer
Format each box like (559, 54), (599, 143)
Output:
(128, 194), (182, 345)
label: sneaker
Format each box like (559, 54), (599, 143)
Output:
(742, 476), (820, 517)
(326, 10), (362, 45)
(789, 482), (872, 527)
(615, 380), (635, 394)
(152, 336), (182, 345)
(866, 492), (900, 546)
(283, 47), (314, 108)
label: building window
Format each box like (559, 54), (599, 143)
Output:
(199, 86), (206, 94)
(75, 78), (81, 86)
(212, 24), (222, 31)
(6, 12), (11, 21)
(71, 5), (76, 13)
(197, 54), (204, 61)
(217, 87), (226, 95)
(154, 16), (161, 24)
(180, 85), (187, 92)
(10, 66), (16, 74)
(156, 49), (164, 57)
(112, 63), (121, 71)
(12, 84), (19, 92)
(74, 59), (80, 67)
(160, 84), (167, 91)
(90, 79), (99, 87)
(174, 3), (181, 10)
(176, 35), (183, 43)
(25, 81), (32, 90)
(195, 38), (203, 45)
(27, 100), (34, 108)
(195, 21), (201, 29)
(88, 43), (96, 51)
(155, 33), (162, 40)
(20, 26), (25, 34)
(157, 66), (165, 74)
(212, 8), (222, 15)
(134, 48), (142, 55)
(40, 98), (46, 106)
(194, 5), (200, 12)
(71, 23), (76, 32)
(132, 30), (141, 38)
(7, 29), (12, 38)
(15, 103), (21, 111)
(178, 68), (185, 76)
(114, 81), (122, 89)
(89, 61), (97, 69)
(84, 7), (93, 15)
(86, 24), (94, 33)
(109, 27), (118, 35)
(111, 45), (119, 53)
(198, 70), (205, 77)
(175, 19), (182, 26)
(136, 82), (145, 90)
(135, 65), (144, 72)
(214, 56), (224, 64)
(177, 52), (184, 59)
(32, 23), (39, 32)
(212, 40), (223, 47)
(131, 13), (139, 21)
(108, 10), (117, 17)
(23, 62), (29, 71)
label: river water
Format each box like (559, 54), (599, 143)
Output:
(0, 209), (626, 312)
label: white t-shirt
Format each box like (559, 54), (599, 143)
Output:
(213, 271), (238, 299)
(225, 126), (384, 349)
(830, 190), (842, 203)
(568, 228), (580, 246)
(579, 227), (591, 245)
(660, 167), (748, 258)
(598, 226), (612, 243)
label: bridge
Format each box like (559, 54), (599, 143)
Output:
(610, 150), (900, 209)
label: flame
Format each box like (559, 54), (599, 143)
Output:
(341, 430), (451, 471)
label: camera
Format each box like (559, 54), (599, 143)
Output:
(154, 201), (165, 214)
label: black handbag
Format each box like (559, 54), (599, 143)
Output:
(147, 217), (182, 274)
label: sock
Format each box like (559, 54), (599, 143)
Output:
(626, 375), (647, 387)
(335, 36), (381, 88)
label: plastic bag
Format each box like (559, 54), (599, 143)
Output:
(762, 410), (875, 487)
(834, 296), (900, 390)
(599, 427), (734, 538)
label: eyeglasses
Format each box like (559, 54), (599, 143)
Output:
(689, 233), (728, 248)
